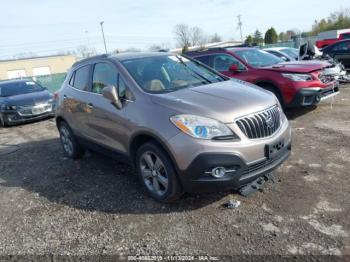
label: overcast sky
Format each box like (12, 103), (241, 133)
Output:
(0, 0), (348, 58)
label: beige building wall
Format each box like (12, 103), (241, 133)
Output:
(0, 55), (77, 80)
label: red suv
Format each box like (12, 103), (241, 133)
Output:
(186, 48), (339, 108)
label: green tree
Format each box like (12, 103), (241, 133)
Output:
(308, 8), (350, 36)
(253, 30), (263, 44)
(279, 32), (288, 41)
(264, 27), (278, 44)
(245, 35), (253, 45)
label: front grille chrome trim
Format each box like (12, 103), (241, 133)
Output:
(236, 105), (282, 139)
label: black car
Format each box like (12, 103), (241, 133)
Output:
(0, 80), (54, 126)
(323, 39), (350, 71)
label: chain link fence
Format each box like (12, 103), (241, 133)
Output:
(261, 36), (318, 49)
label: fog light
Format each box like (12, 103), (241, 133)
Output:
(315, 95), (321, 103)
(212, 167), (226, 178)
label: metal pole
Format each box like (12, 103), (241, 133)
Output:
(100, 21), (108, 54)
(237, 15), (243, 42)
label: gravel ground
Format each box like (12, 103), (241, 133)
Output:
(0, 86), (349, 260)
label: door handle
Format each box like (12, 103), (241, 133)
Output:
(87, 102), (94, 109)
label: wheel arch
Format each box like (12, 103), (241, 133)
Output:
(129, 131), (180, 173)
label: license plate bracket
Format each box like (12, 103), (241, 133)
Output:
(265, 139), (285, 159)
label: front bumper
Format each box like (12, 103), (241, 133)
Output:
(1, 106), (54, 125)
(167, 118), (291, 193)
(178, 142), (291, 192)
(289, 83), (339, 107)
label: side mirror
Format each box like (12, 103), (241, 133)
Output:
(229, 64), (239, 72)
(102, 85), (122, 109)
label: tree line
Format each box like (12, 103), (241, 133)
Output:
(245, 8), (350, 45)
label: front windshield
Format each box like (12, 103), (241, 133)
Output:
(0, 81), (45, 97)
(234, 49), (283, 67)
(281, 48), (299, 59)
(121, 55), (226, 93)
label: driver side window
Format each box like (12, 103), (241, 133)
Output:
(213, 54), (245, 72)
(92, 63), (118, 94)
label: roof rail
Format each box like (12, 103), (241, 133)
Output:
(185, 47), (227, 55)
(72, 54), (109, 67)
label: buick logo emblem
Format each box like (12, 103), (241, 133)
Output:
(264, 114), (274, 128)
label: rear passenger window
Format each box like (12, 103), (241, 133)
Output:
(72, 65), (90, 91)
(195, 56), (211, 66)
(213, 54), (245, 71)
(92, 63), (118, 94)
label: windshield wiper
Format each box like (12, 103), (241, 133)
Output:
(177, 56), (212, 84)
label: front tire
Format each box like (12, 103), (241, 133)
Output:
(58, 121), (85, 159)
(136, 142), (183, 202)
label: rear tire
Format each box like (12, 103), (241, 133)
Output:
(136, 142), (183, 202)
(58, 121), (85, 159)
(258, 83), (285, 109)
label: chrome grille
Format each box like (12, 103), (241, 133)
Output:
(236, 106), (281, 139)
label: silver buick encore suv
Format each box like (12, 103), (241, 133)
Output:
(55, 52), (292, 202)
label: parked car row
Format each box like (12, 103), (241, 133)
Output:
(0, 80), (54, 126)
(0, 45), (343, 202)
(186, 47), (339, 108)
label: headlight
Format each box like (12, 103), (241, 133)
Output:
(170, 114), (239, 140)
(2, 105), (17, 110)
(282, 73), (313, 82)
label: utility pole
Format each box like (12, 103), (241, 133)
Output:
(237, 15), (243, 42)
(100, 21), (108, 54)
(85, 30), (91, 49)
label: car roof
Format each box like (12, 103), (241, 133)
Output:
(227, 47), (257, 51)
(186, 47), (258, 56)
(112, 52), (172, 61)
(72, 52), (174, 68)
(0, 79), (32, 86)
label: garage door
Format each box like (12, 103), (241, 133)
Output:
(7, 69), (26, 79)
(33, 66), (51, 76)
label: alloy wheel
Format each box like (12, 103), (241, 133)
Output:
(140, 151), (169, 196)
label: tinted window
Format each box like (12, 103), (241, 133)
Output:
(333, 41), (350, 51)
(122, 55), (225, 93)
(233, 49), (283, 67)
(0, 81), (45, 97)
(69, 72), (75, 86)
(195, 56), (211, 66)
(342, 33), (350, 39)
(72, 65), (90, 90)
(212, 54), (245, 71)
(92, 63), (118, 94)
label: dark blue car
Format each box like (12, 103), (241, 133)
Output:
(0, 80), (54, 126)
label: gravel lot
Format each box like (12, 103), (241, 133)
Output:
(0, 86), (349, 259)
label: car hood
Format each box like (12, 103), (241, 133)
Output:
(259, 61), (330, 73)
(0, 90), (53, 106)
(151, 79), (277, 124)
